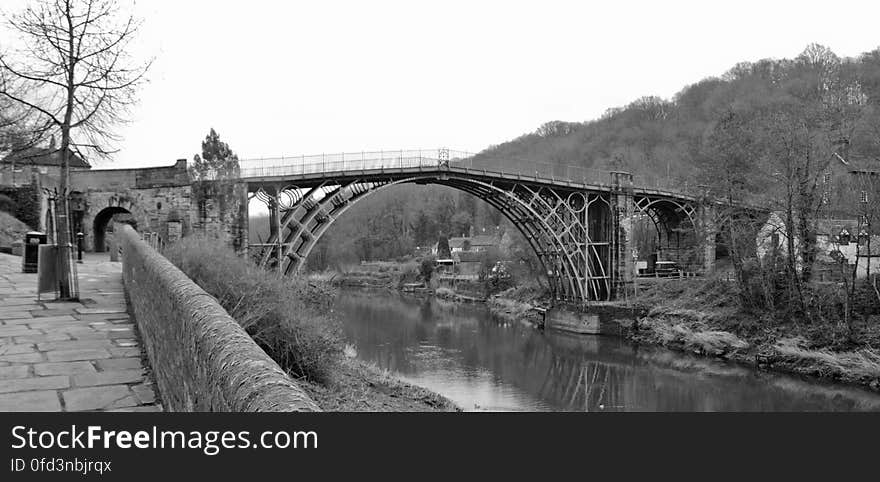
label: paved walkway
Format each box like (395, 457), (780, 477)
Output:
(0, 252), (162, 412)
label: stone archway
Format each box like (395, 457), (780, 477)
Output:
(93, 206), (136, 252)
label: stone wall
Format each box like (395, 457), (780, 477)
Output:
(117, 224), (319, 412)
(66, 160), (249, 253)
(75, 186), (194, 252)
(190, 182), (249, 254)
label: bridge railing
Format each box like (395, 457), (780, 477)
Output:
(238, 149), (697, 196)
(238, 150), (457, 179)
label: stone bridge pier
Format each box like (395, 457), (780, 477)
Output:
(697, 203), (718, 274)
(610, 171), (635, 300)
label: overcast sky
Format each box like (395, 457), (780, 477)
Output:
(4, 0), (880, 169)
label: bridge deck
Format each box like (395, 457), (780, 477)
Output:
(241, 165), (698, 202)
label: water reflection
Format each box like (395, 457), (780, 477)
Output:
(334, 289), (880, 412)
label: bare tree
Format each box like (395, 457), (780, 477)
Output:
(0, 0), (151, 299)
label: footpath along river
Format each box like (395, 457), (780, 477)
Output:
(334, 288), (880, 411)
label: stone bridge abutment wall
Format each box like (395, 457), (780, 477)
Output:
(117, 224), (318, 412)
(69, 161), (248, 253)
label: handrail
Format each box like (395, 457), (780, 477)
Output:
(235, 148), (700, 197)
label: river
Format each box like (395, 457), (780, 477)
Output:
(333, 289), (880, 411)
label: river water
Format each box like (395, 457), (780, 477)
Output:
(333, 289), (880, 411)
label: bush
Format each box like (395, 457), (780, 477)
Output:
(164, 235), (342, 383)
(0, 194), (15, 214)
(419, 257), (435, 282)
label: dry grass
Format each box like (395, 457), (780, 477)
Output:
(774, 337), (880, 381)
(0, 211), (31, 248)
(637, 317), (750, 356)
(165, 235), (342, 383)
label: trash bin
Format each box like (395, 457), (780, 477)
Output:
(22, 231), (48, 273)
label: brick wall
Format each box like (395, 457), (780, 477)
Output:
(117, 224), (319, 412)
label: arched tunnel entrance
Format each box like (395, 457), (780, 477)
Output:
(93, 206), (136, 252)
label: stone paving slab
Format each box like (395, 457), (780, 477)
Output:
(0, 390), (62, 411)
(96, 357), (143, 371)
(0, 366), (29, 380)
(0, 253), (162, 412)
(63, 385), (140, 411)
(34, 361), (97, 376)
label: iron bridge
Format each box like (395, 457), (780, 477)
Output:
(240, 149), (719, 303)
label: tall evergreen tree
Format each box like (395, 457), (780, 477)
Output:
(190, 128), (240, 181)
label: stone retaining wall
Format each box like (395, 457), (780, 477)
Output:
(117, 224), (320, 412)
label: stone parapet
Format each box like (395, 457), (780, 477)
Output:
(117, 224), (319, 412)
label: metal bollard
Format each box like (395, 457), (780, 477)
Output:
(109, 238), (119, 262)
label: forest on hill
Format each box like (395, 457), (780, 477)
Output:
(258, 43), (880, 271)
(471, 43), (880, 184)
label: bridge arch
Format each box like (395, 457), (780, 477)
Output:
(251, 174), (617, 301)
(93, 206), (136, 252)
(633, 196), (700, 268)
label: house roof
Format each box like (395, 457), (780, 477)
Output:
(439, 234), (500, 252)
(816, 219), (859, 236)
(470, 234), (497, 246)
(448, 237), (468, 249)
(832, 151), (880, 175)
(1, 147), (90, 169)
(457, 251), (483, 262)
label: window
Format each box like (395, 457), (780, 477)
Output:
(860, 191), (868, 203)
(823, 171), (832, 184)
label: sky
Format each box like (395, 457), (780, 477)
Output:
(3, 0), (880, 169)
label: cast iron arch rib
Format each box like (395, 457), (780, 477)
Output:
(254, 174), (616, 302)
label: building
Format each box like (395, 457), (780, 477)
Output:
(821, 148), (879, 226)
(1, 146), (91, 187)
(756, 212), (877, 279)
(431, 234), (499, 256)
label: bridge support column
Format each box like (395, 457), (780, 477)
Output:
(697, 203), (717, 274)
(267, 190), (283, 273)
(610, 172), (634, 301)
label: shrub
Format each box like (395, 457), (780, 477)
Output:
(0, 194), (15, 214)
(164, 235), (342, 383)
(419, 257), (435, 282)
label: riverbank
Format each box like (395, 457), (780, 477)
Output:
(299, 357), (459, 411)
(623, 278), (880, 393)
(316, 265), (550, 324)
(326, 266), (880, 393)
(164, 239), (457, 412)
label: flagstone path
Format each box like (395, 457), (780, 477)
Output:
(0, 252), (162, 412)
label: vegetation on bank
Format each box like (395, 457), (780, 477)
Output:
(165, 236), (341, 383)
(629, 277), (880, 390)
(0, 210), (31, 249)
(319, 257), (880, 390)
(164, 235), (457, 411)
